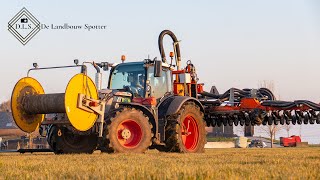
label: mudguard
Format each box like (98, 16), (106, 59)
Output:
(158, 96), (204, 118)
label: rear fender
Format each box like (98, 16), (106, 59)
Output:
(159, 96), (204, 117)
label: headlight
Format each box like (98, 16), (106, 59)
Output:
(121, 97), (131, 103)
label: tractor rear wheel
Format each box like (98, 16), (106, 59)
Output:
(165, 102), (206, 153)
(47, 125), (97, 154)
(103, 107), (153, 153)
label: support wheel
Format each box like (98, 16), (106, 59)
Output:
(103, 108), (153, 153)
(165, 102), (206, 153)
(47, 125), (97, 154)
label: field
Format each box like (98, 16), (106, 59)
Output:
(1, 148), (320, 179)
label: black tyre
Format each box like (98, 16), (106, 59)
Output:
(165, 102), (206, 153)
(233, 116), (239, 126)
(297, 117), (302, 125)
(222, 116), (228, 126)
(239, 118), (245, 126)
(267, 117), (272, 125)
(303, 114), (309, 124)
(245, 114), (250, 126)
(103, 108), (153, 153)
(227, 116), (233, 126)
(316, 114), (320, 124)
(211, 118), (217, 127)
(280, 117), (285, 125)
(292, 116), (297, 125)
(251, 119), (255, 126)
(310, 118), (315, 124)
(217, 119), (222, 127)
(47, 125), (97, 154)
(205, 119), (211, 127)
(262, 119), (267, 125)
(285, 118), (291, 125)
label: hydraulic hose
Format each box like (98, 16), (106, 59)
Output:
(261, 100), (320, 111)
(199, 87), (276, 103)
(158, 30), (181, 66)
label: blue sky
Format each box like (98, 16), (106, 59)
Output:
(1, 0), (320, 103)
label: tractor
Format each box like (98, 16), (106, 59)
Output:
(11, 30), (320, 154)
(11, 30), (207, 153)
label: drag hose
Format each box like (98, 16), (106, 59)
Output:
(158, 30), (181, 64)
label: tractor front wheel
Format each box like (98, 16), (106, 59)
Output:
(103, 108), (153, 153)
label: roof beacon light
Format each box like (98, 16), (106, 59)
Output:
(121, 55), (126, 63)
(169, 52), (174, 58)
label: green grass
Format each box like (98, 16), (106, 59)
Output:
(1, 148), (320, 179)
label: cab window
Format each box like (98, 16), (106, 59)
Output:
(147, 67), (172, 99)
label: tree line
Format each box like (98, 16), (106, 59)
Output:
(0, 100), (11, 112)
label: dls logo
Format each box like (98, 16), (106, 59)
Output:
(16, 18), (32, 29)
(8, 7), (41, 45)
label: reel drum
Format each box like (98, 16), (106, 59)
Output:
(65, 73), (98, 131)
(11, 77), (45, 133)
(11, 73), (99, 133)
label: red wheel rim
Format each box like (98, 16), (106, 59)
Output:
(182, 115), (199, 151)
(117, 119), (142, 148)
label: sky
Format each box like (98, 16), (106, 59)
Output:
(1, 1), (320, 102)
(1, 1), (320, 142)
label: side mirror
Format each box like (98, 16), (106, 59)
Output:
(101, 62), (109, 71)
(97, 62), (109, 71)
(154, 60), (162, 77)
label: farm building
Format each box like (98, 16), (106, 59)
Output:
(0, 111), (49, 150)
(0, 111), (25, 136)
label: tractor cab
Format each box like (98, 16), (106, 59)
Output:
(108, 62), (146, 97)
(108, 60), (173, 104)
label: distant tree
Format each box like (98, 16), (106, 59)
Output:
(259, 80), (275, 98)
(260, 124), (283, 148)
(258, 80), (282, 148)
(283, 124), (293, 137)
(0, 100), (11, 112)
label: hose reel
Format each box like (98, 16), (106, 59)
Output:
(11, 73), (99, 133)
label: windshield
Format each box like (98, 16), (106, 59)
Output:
(109, 63), (146, 97)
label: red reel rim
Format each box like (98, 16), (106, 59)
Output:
(117, 119), (142, 148)
(182, 115), (199, 151)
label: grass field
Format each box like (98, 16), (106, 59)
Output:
(1, 148), (320, 179)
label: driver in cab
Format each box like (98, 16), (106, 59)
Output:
(128, 73), (145, 97)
